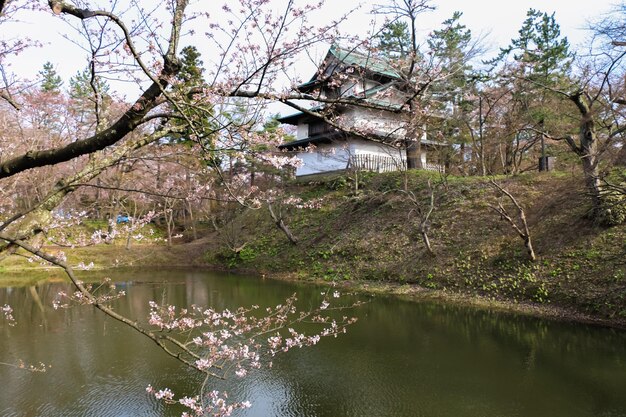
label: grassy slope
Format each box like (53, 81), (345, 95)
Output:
(205, 170), (626, 325)
(0, 240), (211, 286)
(3, 170), (624, 326)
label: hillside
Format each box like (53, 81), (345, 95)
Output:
(3, 170), (625, 327)
(205, 170), (626, 326)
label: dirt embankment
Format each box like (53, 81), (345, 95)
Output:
(4, 171), (626, 328)
(202, 171), (626, 327)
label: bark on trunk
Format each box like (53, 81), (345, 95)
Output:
(523, 235), (536, 263)
(419, 226), (434, 256)
(268, 203), (298, 245)
(571, 93), (603, 219)
(406, 139), (423, 169)
(581, 151), (602, 217)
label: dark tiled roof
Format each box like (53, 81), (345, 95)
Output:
(297, 45), (401, 93)
(327, 45), (401, 79)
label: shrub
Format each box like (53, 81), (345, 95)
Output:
(598, 191), (626, 226)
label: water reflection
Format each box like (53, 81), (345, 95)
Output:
(1, 269), (626, 417)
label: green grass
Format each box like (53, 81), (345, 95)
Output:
(206, 171), (626, 323)
(4, 170), (626, 325)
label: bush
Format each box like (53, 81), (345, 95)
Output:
(598, 191), (626, 226)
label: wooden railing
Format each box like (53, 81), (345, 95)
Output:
(348, 154), (404, 173)
(348, 154), (444, 173)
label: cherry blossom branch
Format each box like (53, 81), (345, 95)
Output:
(0, 232), (208, 371)
(0, 130), (168, 253)
(0, 89), (19, 110)
(0, 2), (188, 179)
(0, 231), (360, 391)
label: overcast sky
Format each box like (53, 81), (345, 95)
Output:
(2, 0), (618, 98)
(409, 0), (614, 51)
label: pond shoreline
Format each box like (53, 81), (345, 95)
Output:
(262, 271), (626, 331)
(4, 253), (626, 331)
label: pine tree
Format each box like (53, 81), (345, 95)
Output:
(178, 46), (204, 85)
(426, 12), (474, 101)
(376, 21), (412, 58)
(39, 62), (63, 93)
(169, 46), (216, 150)
(487, 9), (574, 174)
(425, 12), (479, 171)
(492, 9), (573, 86)
(69, 67), (110, 100)
(262, 113), (294, 143)
(427, 12), (472, 75)
(68, 67), (111, 133)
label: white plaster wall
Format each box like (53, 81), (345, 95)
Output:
(348, 138), (405, 161)
(295, 143), (350, 176)
(348, 139), (425, 164)
(340, 107), (407, 137)
(340, 80), (359, 96)
(364, 80), (379, 91)
(383, 87), (408, 106)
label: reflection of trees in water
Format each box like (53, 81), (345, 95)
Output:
(2, 271), (626, 416)
(0, 279), (203, 416)
(266, 296), (626, 417)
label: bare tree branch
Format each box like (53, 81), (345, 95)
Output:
(489, 179), (536, 261)
(0, 1), (188, 179)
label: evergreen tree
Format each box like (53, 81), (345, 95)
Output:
(178, 45), (204, 85)
(69, 67), (110, 100)
(169, 46), (216, 151)
(492, 9), (573, 85)
(486, 9), (574, 174)
(39, 62), (63, 93)
(68, 66), (111, 133)
(426, 12), (474, 102)
(498, 10), (574, 130)
(261, 113), (295, 143)
(376, 21), (412, 58)
(425, 12), (479, 171)
(427, 12), (472, 77)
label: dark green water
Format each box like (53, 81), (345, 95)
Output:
(1, 269), (626, 416)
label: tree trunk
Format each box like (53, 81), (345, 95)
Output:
(95, 178), (102, 219)
(164, 199), (175, 248)
(406, 139), (423, 169)
(570, 93), (603, 219)
(523, 235), (536, 262)
(419, 224), (434, 256)
(268, 203), (298, 245)
(478, 143), (487, 176)
(459, 142), (467, 175)
(188, 201), (197, 241)
(581, 149), (602, 217)
(504, 141), (514, 174)
(125, 205), (138, 250)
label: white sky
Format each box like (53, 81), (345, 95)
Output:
(411, 0), (614, 52)
(2, 0), (617, 98)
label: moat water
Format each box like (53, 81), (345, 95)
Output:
(1, 269), (626, 416)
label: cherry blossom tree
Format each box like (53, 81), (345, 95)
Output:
(0, 0), (361, 413)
